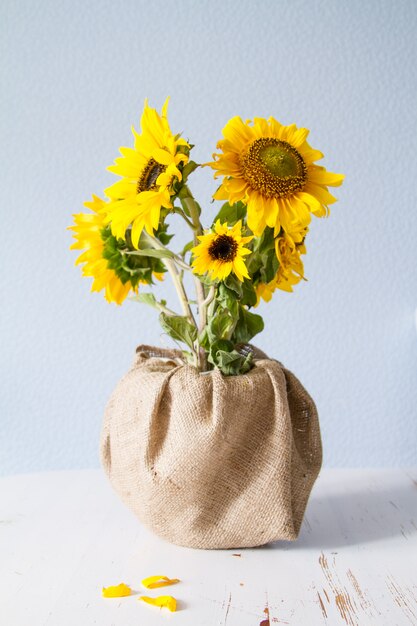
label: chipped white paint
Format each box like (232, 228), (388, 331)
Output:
(0, 469), (416, 625)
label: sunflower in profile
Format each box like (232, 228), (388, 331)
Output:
(70, 196), (165, 305)
(69, 196), (135, 304)
(104, 99), (189, 248)
(256, 230), (307, 303)
(210, 116), (344, 236)
(275, 231), (306, 292)
(192, 220), (253, 282)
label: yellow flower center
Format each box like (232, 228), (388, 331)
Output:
(209, 234), (238, 262)
(137, 158), (167, 192)
(241, 138), (307, 198)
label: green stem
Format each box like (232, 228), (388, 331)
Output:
(207, 287), (217, 322)
(199, 285), (215, 333)
(124, 233), (192, 272)
(178, 189), (206, 305)
(179, 185), (210, 370)
(154, 300), (178, 317)
(173, 207), (197, 231)
(180, 185), (203, 236)
(142, 231), (197, 329)
(172, 254), (192, 272)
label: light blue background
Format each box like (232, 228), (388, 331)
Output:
(1, 0), (416, 475)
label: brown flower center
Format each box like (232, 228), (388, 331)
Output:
(137, 158), (166, 192)
(240, 138), (307, 198)
(208, 234), (238, 262)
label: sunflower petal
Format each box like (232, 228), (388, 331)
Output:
(308, 167), (345, 187)
(152, 148), (175, 165)
(139, 595), (177, 612)
(102, 583), (132, 598)
(142, 575), (180, 589)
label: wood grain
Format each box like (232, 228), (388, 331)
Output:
(0, 469), (416, 625)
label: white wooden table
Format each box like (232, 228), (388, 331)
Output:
(1, 469), (417, 626)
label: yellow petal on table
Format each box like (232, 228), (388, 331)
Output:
(139, 595), (177, 612)
(102, 583), (132, 598)
(141, 575), (180, 589)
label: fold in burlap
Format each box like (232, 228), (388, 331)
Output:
(100, 345), (322, 549)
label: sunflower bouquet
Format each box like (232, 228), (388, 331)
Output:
(70, 99), (343, 376)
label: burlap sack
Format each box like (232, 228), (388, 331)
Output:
(100, 344), (322, 549)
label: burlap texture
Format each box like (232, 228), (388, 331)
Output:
(100, 345), (322, 549)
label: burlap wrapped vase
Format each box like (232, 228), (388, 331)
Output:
(100, 345), (322, 549)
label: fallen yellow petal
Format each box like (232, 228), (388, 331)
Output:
(139, 595), (177, 612)
(102, 583), (132, 598)
(141, 574), (180, 589)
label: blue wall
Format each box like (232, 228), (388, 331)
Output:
(1, 0), (417, 474)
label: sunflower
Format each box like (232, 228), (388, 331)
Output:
(210, 116), (344, 237)
(192, 220), (253, 282)
(256, 230), (306, 303)
(275, 231), (306, 292)
(69, 196), (135, 304)
(104, 99), (189, 248)
(70, 195), (166, 305)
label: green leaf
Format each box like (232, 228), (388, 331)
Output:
(233, 306), (264, 344)
(256, 227), (275, 254)
(217, 283), (240, 318)
(132, 293), (158, 308)
(247, 227), (279, 286)
(182, 350), (196, 365)
(260, 252), (279, 284)
(176, 141), (192, 155)
(196, 273), (217, 286)
(157, 231), (174, 245)
(214, 201), (247, 225)
(159, 313), (197, 349)
(241, 279), (257, 307)
(224, 274), (243, 298)
(207, 339), (234, 368)
(198, 327), (210, 350)
(124, 248), (174, 260)
(181, 160), (199, 183)
(209, 347), (253, 376)
(179, 240), (194, 258)
(246, 249), (262, 274)
(154, 218), (174, 245)
(100, 226), (166, 288)
(208, 310), (234, 342)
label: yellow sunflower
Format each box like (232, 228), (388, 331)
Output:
(210, 116), (344, 236)
(69, 195), (135, 305)
(256, 231), (306, 303)
(192, 220), (253, 282)
(275, 231), (306, 292)
(104, 99), (189, 247)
